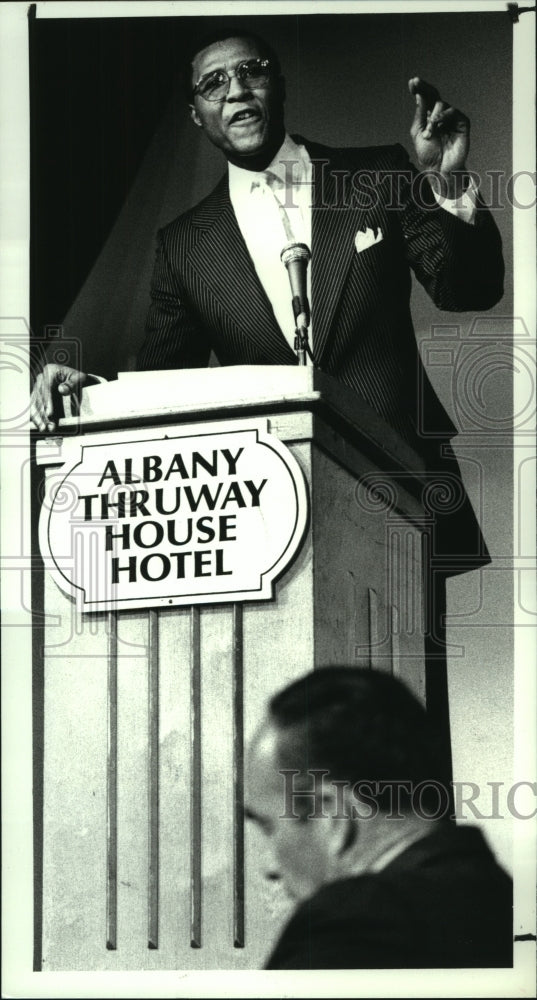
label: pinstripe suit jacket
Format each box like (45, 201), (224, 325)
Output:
(139, 138), (503, 448)
(138, 139), (504, 568)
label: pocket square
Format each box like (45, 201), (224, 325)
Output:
(355, 226), (383, 253)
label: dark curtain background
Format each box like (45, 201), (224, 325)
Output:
(30, 11), (513, 383)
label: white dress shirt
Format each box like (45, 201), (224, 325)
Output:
(228, 133), (477, 354)
(229, 134), (313, 352)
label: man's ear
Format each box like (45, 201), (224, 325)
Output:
(334, 816), (358, 857)
(277, 74), (287, 105)
(189, 105), (203, 129)
(322, 787), (358, 859)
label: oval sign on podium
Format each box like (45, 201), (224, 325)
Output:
(39, 418), (309, 612)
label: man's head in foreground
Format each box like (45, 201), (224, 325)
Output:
(186, 29), (286, 169)
(245, 667), (445, 903)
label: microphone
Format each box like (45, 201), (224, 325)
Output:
(280, 242), (311, 331)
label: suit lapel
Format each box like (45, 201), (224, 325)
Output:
(187, 177), (296, 364)
(305, 141), (369, 364)
(186, 145), (373, 368)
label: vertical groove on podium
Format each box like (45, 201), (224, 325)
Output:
(406, 531), (415, 637)
(390, 529), (400, 626)
(421, 530), (431, 646)
(390, 605), (400, 677)
(367, 588), (379, 670)
(190, 607), (202, 948)
(389, 530), (400, 677)
(106, 611), (118, 950)
(232, 604), (245, 948)
(148, 610), (159, 949)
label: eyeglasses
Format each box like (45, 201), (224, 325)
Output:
(193, 57), (272, 102)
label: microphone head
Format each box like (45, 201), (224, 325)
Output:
(280, 242), (311, 267)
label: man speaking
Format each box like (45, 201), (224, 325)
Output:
(30, 27), (504, 573)
(245, 667), (513, 969)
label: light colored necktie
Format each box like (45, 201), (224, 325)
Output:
(249, 171), (312, 356)
(261, 171), (296, 242)
(251, 171), (296, 243)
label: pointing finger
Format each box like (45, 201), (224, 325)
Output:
(408, 77), (441, 130)
(408, 77), (441, 104)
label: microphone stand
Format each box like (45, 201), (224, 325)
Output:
(280, 242), (314, 367)
(294, 323), (313, 367)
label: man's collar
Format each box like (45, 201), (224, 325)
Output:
(228, 133), (310, 195)
(368, 826), (436, 874)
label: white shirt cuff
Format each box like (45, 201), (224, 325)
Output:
(432, 177), (479, 225)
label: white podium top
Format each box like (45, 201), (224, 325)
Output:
(54, 366), (425, 475)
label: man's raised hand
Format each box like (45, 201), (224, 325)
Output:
(30, 363), (90, 432)
(408, 77), (470, 194)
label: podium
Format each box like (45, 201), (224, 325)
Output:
(34, 367), (430, 970)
